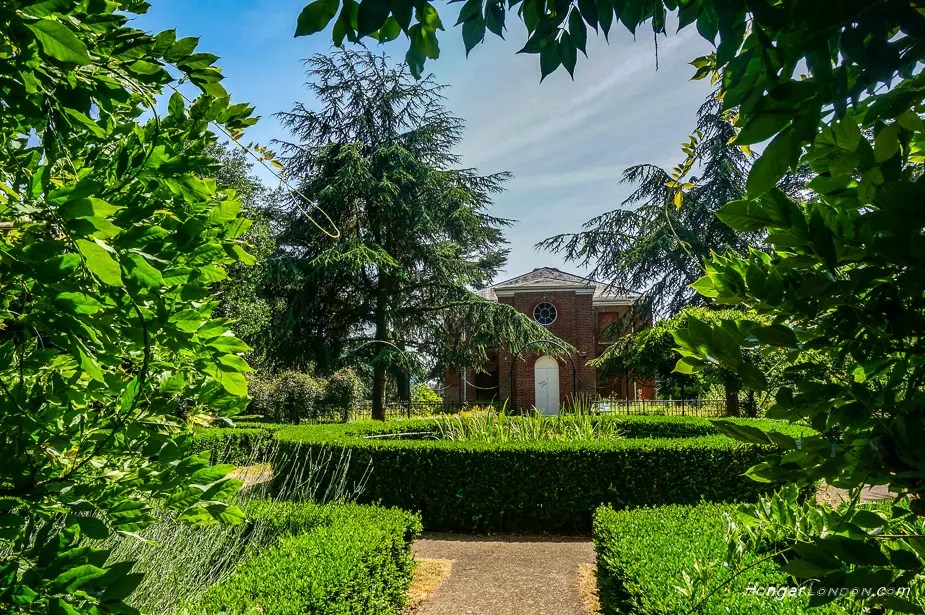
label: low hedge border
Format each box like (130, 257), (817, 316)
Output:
(270, 415), (805, 533)
(186, 422), (289, 465)
(196, 501), (421, 615)
(593, 502), (838, 615)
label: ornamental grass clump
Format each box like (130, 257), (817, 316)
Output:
(434, 408), (625, 442)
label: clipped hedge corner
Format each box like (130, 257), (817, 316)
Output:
(196, 502), (421, 615)
(592, 502), (840, 615)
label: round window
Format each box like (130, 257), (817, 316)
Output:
(533, 302), (557, 326)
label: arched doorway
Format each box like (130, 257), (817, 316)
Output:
(534, 356), (560, 415)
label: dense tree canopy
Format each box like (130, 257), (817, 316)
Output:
(264, 49), (561, 419)
(0, 1), (260, 612)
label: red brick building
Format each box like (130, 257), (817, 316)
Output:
(445, 267), (654, 414)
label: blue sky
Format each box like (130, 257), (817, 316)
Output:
(134, 1), (714, 280)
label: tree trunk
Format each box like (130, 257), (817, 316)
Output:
(372, 283), (389, 421)
(723, 371), (741, 417)
(372, 363), (388, 421)
(395, 340), (411, 406)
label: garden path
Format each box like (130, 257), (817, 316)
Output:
(412, 534), (596, 615)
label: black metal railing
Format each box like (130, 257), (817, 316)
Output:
(303, 398), (727, 423)
(594, 398), (727, 417)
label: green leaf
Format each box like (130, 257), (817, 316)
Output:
(358, 0), (391, 36)
(72, 338), (103, 382)
(177, 505), (217, 525)
(168, 309), (203, 333)
(207, 335), (252, 353)
(781, 558), (831, 579)
(296, 0), (342, 35)
(539, 37), (559, 81)
(26, 19), (91, 64)
(54, 565), (106, 592)
(202, 478), (244, 502)
(54, 292), (101, 315)
(559, 35), (577, 77)
(874, 123), (900, 163)
(125, 253), (165, 289)
(711, 419), (772, 445)
(205, 503), (246, 525)
(197, 318), (234, 339)
(749, 324), (798, 348)
(747, 127), (794, 198)
(739, 362), (769, 390)
(75, 239), (123, 287)
(58, 197), (121, 220)
(850, 509), (886, 529)
(379, 16), (402, 42)
(191, 464), (235, 484)
(875, 596), (925, 614)
(568, 9), (587, 55)
(101, 571), (144, 602)
(164, 37), (198, 62)
(715, 199), (771, 231)
(204, 364), (249, 396)
(68, 516), (109, 541)
(217, 354), (254, 372)
(819, 536), (890, 567)
(734, 111), (793, 145)
(462, 14), (486, 56)
(391, 0), (412, 32)
(167, 487), (205, 509)
(227, 244), (256, 266)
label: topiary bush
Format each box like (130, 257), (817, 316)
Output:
(196, 502), (421, 615)
(592, 502), (840, 615)
(272, 415), (806, 532)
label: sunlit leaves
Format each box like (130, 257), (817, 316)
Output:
(75, 238), (124, 287)
(25, 19), (91, 64)
(1, 2), (260, 612)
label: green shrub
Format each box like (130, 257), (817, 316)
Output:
(324, 367), (364, 410)
(196, 503), (421, 615)
(272, 416), (805, 532)
(411, 383), (443, 404)
(593, 502), (840, 615)
(247, 368), (362, 423)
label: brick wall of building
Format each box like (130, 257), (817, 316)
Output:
(495, 290), (598, 410)
(445, 291), (654, 410)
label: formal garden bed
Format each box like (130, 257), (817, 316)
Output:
(192, 414), (808, 533)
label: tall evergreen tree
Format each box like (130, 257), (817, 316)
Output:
(538, 97), (777, 318)
(266, 49), (558, 419)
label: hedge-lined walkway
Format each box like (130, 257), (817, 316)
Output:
(412, 534), (595, 615)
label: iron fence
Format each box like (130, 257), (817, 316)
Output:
(594, 398), (727, 417)
(325, 398), (728, 421)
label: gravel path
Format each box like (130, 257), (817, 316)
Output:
(412, 534), (595, 615)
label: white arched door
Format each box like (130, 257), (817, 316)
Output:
(534, 356), (560, 415)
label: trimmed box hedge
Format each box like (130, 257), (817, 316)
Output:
(196, 502), (421, 615)
(271, 415), (805, 532)
(593, 502), (839, 615)
(186, 422), (288, 465)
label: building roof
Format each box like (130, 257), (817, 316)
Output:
(475, 267), (641, 304)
